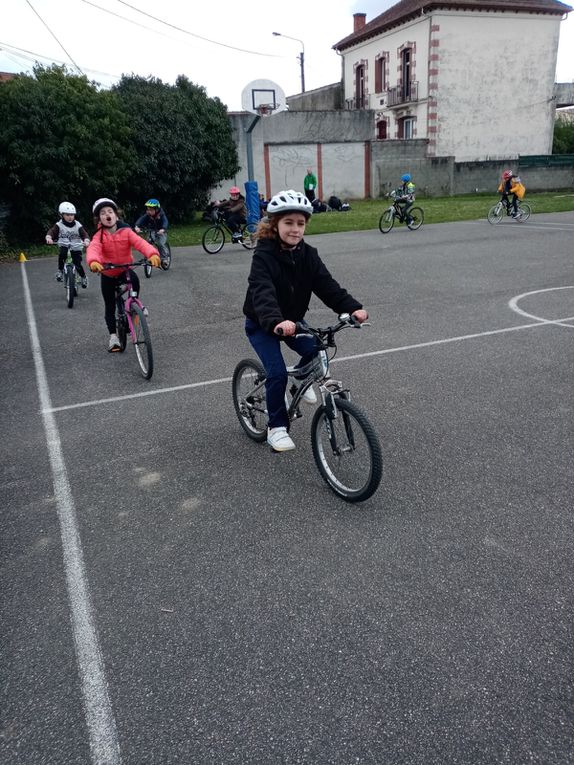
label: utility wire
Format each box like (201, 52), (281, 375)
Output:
(25, 0), (85, 75)
(0, 41), (121, 80)
(115, 0), (280, 57)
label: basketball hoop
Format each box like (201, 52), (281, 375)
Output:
(255, 103), (276, 117)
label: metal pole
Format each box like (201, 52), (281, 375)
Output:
(300, 50), (305, 93)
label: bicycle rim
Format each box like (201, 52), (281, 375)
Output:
(232, 359), (268, 442)
(202, 226), (225, 254)
(517, 202), (531, 222)
(487, 204), (503, 224)
(130, 304), (154, 379)
(240, 223), (258, 250)
(311, 398), (382, 502)
(66, 267), (75, 308)
(378, 210), (394, 234)
(407, 207), (424, 230)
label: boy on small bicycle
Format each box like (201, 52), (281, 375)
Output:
(134, 198), (169, 265)
(87, 198), (161, 352)
(45, 202), (90, 286)
(214, 186), (247, 242)
(393, 173), (416, 221)
(243, 189), (368, 452)
(498, 170), (525, 218)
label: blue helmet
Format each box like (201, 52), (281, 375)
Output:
(401, 173), (411, 182)
(145, 198), (160, 208)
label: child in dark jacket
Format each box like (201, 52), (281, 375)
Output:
(243, 189), (368, 452)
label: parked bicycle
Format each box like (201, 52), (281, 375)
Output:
(138, 229), (172, 278)
(379, 190), (424, 233)
(232, 314), (383, 503)
(202, 208), (258, 254)
(102, 259), (153, 379)
(487, 197), (531, 224)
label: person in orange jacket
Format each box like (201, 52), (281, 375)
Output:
(498, 170), (524, 218)
(87, 198), (161, 352)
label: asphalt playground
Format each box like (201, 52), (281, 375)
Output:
(2, 211), (573, 764)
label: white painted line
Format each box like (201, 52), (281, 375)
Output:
(45, 316), (568, 414)
(508, 286), (574, 328)
(21, 263), (121, 765)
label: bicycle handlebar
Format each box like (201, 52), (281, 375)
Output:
(275, 313), (367, 339)
(101, 258), (149, 271)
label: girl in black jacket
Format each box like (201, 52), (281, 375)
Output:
(243, 189), (368, 452)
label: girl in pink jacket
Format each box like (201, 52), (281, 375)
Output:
(87, 198), (160, 352)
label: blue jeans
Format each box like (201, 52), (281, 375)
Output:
(245, 318), (318, 429)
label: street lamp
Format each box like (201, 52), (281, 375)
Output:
(272, 32), (305, 93)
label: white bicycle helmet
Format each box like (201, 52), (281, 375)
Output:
(92, 197), (118, 216)
(266, 189), (313, 218)
(59, 201), (76, 215)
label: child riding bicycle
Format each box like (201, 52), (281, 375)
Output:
(242, 189), (368, 453)
(134, 198), (170, 265)
(45, 201), (90, 286)
(87, 198), (161, 352)
(393, 173), (416, 221)
(498, 170), (525, 218)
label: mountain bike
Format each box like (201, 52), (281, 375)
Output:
(138, 229), (172, 277)
(232, 314), (383, 503)
(102, 260), (154, 379)
(202, 208), (258, 254)
(487, 197), (531, 224)
(379, 190), (424, 233)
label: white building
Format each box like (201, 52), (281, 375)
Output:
(333, 0), (572, 161)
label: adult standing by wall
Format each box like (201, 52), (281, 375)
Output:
(304, 168), (317, 202)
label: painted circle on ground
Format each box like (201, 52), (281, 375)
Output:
(508, 286), (574, 328)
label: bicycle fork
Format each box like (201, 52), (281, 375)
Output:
(322, 389), (355, 454)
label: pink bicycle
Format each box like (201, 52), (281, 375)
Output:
(102, 259), (154, 379)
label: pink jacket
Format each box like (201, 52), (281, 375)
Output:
(87, 222), (159, 278)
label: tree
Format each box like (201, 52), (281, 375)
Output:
(553, 118), (574, 154)
(0, 65), (134, 242)
(113, 75), (239, 221)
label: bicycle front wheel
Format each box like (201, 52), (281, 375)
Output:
(378, 209), (394, 234)
(202, 226), (225, 254)
(407, 207), (424, 230)
(517, 202), (531, 222)
(130, 304), (153, 379)
(240, 222), (258, 250)
(232, 358), (268, 442)
(487, 203), (503, 225)
(311, 397), (382, 503)
(65, 266), (75, 308)
(160, 242), (172, 270)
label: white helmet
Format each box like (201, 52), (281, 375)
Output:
(92, 197), (118, 216)
(59, 201), (76, 215)
(267, 189), (313, 218)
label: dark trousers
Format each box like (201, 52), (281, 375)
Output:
(100, 270), (140, 334)
(58, 247), (86, 276)
(305, 189), (316, 203)
(245, 318), (318, 429)
(502, 193), (518, 214)
(225, 212), (246, 233)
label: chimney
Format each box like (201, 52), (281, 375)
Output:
(354, 13), (367, 33)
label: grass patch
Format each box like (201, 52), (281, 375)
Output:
(7, 191), (574, 260)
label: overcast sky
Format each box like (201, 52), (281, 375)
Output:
(1, 0), (573, 111)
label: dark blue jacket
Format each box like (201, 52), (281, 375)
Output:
(134, 210), (169, 231)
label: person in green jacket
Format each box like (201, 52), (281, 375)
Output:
(303, 168), (317, 202)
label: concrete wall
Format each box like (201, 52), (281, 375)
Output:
(286, 83), (344, 111)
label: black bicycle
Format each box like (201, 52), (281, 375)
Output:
(379, 190), (424, 233)
(202, 209), (258, 254)
(137, 229), (172, 278)
(232, 314), (382, 503)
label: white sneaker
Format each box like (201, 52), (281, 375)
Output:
(267, 427), (295, 452)
(108, 333), (121, 352)
(301, 385), (317, 404)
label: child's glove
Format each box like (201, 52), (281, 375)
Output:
(149, 254), (161, 268)
(90, 262), (104, 273)
(45, 236), (53, 245)
(83, 238), (90, 246)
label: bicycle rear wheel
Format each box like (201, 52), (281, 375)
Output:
(407, 207), (424, 230)
(65, 266), (75, 308)
(378, 209), (394, 234)
(202, 226), (225, 254)
(232, 358), (268, 442)
(240, 222), (258, 250)
(160, 242), (172, 270)
(487, 203), (503, 225)
(130, 304), (153, 379)
(517, 202), (531, 222)
(311, 397), (382, 502)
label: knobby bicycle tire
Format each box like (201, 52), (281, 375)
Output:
(378, 209), (395, 234)
(160, 242), (172, 270)
(311, 397), (382, 502)
(65, 266), (75, 308)
(232, 358), (268, 442)
(116, 306), (128, 352)
(130, 304), (153, 379)
(407, 207), (424, 230)
(202, 226), (225, 254)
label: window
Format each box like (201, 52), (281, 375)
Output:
(375, 56), (386, 94)
(376, 120), (387, 140)
(398, 116), (415, 139)
(401, 48), (412, 100)
(355, 64), (366, 108)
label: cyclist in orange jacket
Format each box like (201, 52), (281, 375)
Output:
(498, 170), (524, 218)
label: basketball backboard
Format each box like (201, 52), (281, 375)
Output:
(241, 79), (287, 116)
